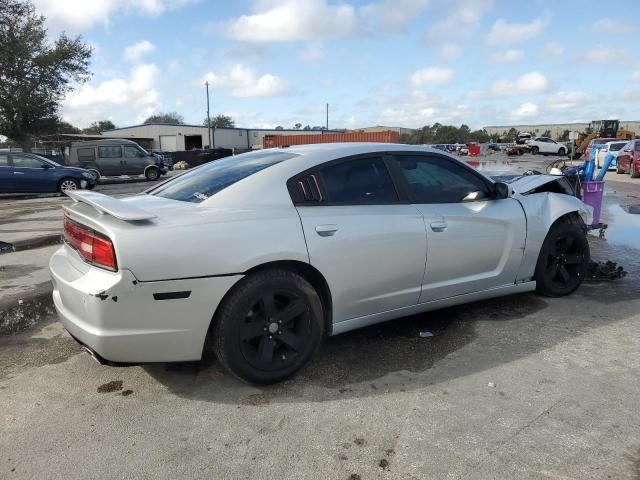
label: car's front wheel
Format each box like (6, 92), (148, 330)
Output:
(531, 146), (539, 155)
(58, 178), (79, 194)
(211, 270), (324, 384)
(631, 162), (640, 178)
(534, 220), (590, 297)
(145, 167), (160, 181)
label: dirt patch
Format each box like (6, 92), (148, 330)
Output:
(0, 287), (56, 336)
(122, 389), (134, 396)
(241, 393), (271, 406)
(378, 458), (390, 470)
(97, 380), (123, 393)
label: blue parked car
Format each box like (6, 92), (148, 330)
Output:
(0, 152), (97, 194)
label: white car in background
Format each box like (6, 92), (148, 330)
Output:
(597, 140), (628, 169)
(49, 144), (592, 384)
(528, 137), (568, 156)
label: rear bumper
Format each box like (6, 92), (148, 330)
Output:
(49, 245), (242, 363)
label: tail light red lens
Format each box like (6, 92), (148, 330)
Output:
(63, 217), (117, 271)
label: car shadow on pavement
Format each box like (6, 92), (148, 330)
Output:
(144, 238), (640, 405)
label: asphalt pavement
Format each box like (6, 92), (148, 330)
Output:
(1, 155), (639, 479)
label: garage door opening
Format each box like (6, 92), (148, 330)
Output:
(185, 135), (203, 150)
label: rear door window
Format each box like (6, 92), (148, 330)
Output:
(150, 150), (297, 203)
(98, 146), (122, 158)
(319, 156), (398, 204)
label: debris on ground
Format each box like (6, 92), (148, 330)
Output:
(488, 382), (496, 388)
(586, 261), (627, 281)
(173, 161), (190, 170)
(419, 330), (434, 338)
(0, 241), (13, 253)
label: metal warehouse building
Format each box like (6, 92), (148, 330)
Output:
(101, 124), (341, 152)
(484, 121), (640, 140)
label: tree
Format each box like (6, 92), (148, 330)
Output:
(303, 125), (311, 131)
(144, 112), (184, 124)
(541, 129), (552, 138)
(557, 129), (570, 142)
(57, 121), (80, 133)
(0, 0), (92, 150)
(505, 128), (519, 143)
(82, 120), (116, 134)
(275, 125), (284, 130)
(293, 123), (302, 130)
(202, 114), (234, 128)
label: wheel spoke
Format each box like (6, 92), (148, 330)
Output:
(258, 337), (275, 364)
(564, 254), (583, 265)
(558, 266), (571, 284)
(241, 321), (265, 340)
(260, 294), (277, 318)
(278, 329), (304, 352)
(549, 263), (559, 280)
(275, 299), (307, 323)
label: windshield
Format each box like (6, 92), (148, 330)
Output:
(149, 150), (298, 203)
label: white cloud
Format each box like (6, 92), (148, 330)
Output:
(545, 91), (591, 110)
(541, 41), (565, 58)
(62, 64), (159, 126)
(33, 0), (194, 31)
(485, 17), (546, 45)
(632, 72), (640, 82)
(123, 40), (155, 62)
(466, 72), (550, 99)
(409, 66), (454, 86)
(581, 45), (624, 63)
(226, 0), (358, 42)
(510, 102), (539, 120)
(200, 64), (288, 97)
(593, 18), (639, 34)
(298, 44), (326, 62)
(439, 43), (463, 61)
(360, 0), (429, 31)
(489, 49), (524, 63)
(425, 0), (494, 43)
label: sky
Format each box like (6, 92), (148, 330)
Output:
(32, 0), (640, 130)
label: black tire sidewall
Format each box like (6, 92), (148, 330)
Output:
(145, 167), (160, 181)
(212, 270), (324, 384)
(535, 222), (589, 297)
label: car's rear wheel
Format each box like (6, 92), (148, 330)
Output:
(211, 270), (324, 384)
(531, 146), (539, 155)
(58, 178), (79, 193)
(145, 167), (160, 181)
(534, 221), (589, 297)
(558, 147), (566, 156)
(631, 162), (640, 178)
(616, 162), (624, 174)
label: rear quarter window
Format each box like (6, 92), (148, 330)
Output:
(77, 148), (96, 162)
(149, 150), (298, 203)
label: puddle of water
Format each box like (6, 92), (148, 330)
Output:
(465, 159), (519, 173)
(596, 204), (640, 248)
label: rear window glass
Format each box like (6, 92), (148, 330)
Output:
(149, 150), (297, 203)
(610, 143), (627, 151)
(77, 147), (96, 161)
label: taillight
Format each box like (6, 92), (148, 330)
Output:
(63, 216), (117, 271)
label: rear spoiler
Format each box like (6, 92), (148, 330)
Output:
(64, 190), (157, 221)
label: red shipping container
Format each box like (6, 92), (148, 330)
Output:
(263, 131), (400, 148)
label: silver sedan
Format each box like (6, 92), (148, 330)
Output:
(49, 144), (592, 384)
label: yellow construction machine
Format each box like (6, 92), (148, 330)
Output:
(574, 120), (635, 157)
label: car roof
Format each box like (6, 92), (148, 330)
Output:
(71, 139), (141, 147)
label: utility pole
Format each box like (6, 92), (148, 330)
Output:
(326, 103), (329, 131)
(206, 81), (212, 149)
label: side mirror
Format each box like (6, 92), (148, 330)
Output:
(494, 182), (510, 199)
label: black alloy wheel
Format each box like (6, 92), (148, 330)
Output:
(535, 222), (589, 297)
(211, 270), (323, 384)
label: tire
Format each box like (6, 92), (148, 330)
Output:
(531, 146), (539, 155)
(631, 162), (640, 179)
(58, 178), (79, 193)
(534, 221), (590, 297)
(211, 269), (324, 384)
(145, 167), (160, 181)
(88, 169), (101, 183)
(558, 147), (566, 156)
(616, 162), (623, 174)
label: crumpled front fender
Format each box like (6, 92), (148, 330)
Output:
(514, 192), (593, 281)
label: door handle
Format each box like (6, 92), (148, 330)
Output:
(430, 221), (448, 232)
(13, 171), (24, 175)
(315, 224), (338, 236)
